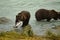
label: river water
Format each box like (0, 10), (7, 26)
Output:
(0, 0), (60, 36)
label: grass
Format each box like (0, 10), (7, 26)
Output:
(0, 30), (60, 40)
(45, 30), (60, 40)
(0, 30), (42, 40)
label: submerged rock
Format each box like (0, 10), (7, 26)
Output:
(0, 17), (12, 24)
(52, 25), (60, 30)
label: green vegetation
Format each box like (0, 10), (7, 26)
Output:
(0, 25), (60, 40)
(45, 30), (60, 40)
(0, 30), (60, 40)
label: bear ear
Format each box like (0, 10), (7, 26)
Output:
(18, 13), (21, 15)
(51, 9), (57, 13)
(51, 10), (55, 12)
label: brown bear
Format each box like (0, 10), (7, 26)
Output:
(15, 11), (34, 37)
(15, 11), (30, 28)
(35, 9), (58, 21)
(58, 12), (60, 19)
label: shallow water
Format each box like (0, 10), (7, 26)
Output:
(0, 0), (60, 36)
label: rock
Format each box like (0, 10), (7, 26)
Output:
(0, 17), (12, 24)
(52, 25), (60, 30)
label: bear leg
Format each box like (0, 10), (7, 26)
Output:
(36, 18), (42, 21)
(53, 17), (58, 20)
(47, 18), (51, 22)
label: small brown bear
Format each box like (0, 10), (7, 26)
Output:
(15, 11), (33, 37)
(15, 11), (30, 28)
(35, 9), (58, 21)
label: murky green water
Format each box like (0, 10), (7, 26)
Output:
(0, 0), (60, 36)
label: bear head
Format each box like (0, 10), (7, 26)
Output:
(15, 11), (30, 28)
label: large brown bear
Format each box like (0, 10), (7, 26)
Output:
(35, 9), (58, 21)
(15, 11), (30, 28)
(58, 12), (60, 19)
